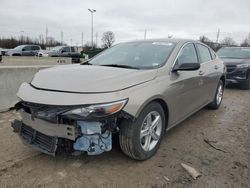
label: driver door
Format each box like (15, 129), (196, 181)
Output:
(61, 47), (71, 57)
(168, 43), (204, 126)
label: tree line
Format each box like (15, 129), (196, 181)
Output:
(0, 31), (116, 50)
(0, 36), (63, 49)
(199, 35), (250, 51)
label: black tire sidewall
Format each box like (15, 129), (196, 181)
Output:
(214, 80), (224, 108)
(130, 102), (166, 160)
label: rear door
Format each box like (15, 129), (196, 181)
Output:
(195, 43), (219, 103)
(169, 43), (204, 125)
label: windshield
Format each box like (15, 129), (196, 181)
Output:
(14, 45), (24, 50)
(89, 42), (176, 69)
(217, 48), (250, 59)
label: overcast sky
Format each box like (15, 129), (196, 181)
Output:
(0, 0), (250, 46)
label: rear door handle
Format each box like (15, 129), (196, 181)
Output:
(199, 70), (205, 75)
(214, 65), (219, 69)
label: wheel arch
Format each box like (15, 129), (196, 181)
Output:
(220, 75), (225, 86)
(134, 97), (169, 129)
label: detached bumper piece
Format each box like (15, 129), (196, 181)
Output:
(11, 120), (58, 155)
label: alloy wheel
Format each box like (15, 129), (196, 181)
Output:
(140, 111), (162, 151)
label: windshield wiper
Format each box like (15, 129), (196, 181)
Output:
(80, 61), (92, 65)
(100, 64), (139, 69)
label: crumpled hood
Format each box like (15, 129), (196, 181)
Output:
(222, 58), (250, 65)
(31, 64), (157, 93)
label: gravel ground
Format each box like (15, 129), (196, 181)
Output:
(0, 88), (249, 188)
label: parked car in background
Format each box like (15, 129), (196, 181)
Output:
(40, 46), (81, 63)
(0, 48), (9, 56)
(12, 39), (225, 160)
(6, 45), (41, 56)
(217, 47), (250, 89)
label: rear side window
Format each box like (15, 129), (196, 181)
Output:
(176, 43), (198, 66)
(197, 44), (212, 63)
(32, 46), (40, 50)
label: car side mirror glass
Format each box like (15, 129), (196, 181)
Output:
(173, 62), (200, 71)
(22, 49), (26, 51)
(61, 50), (65, 53)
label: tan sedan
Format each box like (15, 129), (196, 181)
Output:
(12, 39), (225, 160)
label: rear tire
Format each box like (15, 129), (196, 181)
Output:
(119, 102), (166, 160)
(207, 80), (224, 109)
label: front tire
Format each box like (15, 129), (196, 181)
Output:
(207, 80), (224, 109)
(119, 102), (166, 160)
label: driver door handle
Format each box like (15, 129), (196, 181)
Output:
(199, 70), (205, 75)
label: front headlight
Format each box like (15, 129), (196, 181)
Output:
(236, 64), (249, 68)
(62, 99), (128, 118)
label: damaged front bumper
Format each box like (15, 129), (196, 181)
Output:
(225, 65), (249, 85)
(11, 102), (128, 156)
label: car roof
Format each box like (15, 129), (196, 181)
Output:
(16, 45), (40, 47)
(126, 38), (197, 44)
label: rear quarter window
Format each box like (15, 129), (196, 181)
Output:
(210, 49), (217, 59)
(71, 47), (75, 52)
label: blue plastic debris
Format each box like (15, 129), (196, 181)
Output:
(73, 121), (112, 155)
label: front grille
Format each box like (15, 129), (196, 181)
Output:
(20, 124), (58, 155)
(21, 102), (71, 123)
(226, 65), (236, 73)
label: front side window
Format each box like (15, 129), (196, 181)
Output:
(89, 42), (176, 69)
(62, 47), (70, 53)
(197, 44), (212, 63)
(176, 43), (198, 66)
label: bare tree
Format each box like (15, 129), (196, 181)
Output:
(240, 38), (250, 47)
(199, 35), (211, 44)
(101, 31), (115, 48)
(220, 37), (237, 46)
(199, 35), (221, 51)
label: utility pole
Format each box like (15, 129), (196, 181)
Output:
(88, 9), (96, 48)
(81, 32), (84, 48)
(45, 27), (48, 46)
(95, 32), (98, 47)
(216, 28), (220, 43)
(144, 29), (147, 40)
(20, 30), (24, 42)
(39, 34), (42, 44)
(61, 31), (63, 44)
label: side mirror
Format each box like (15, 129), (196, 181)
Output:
(61, 50), (65, 53)
(173, 62), (200, 71)
(22, 49), (26, 51)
